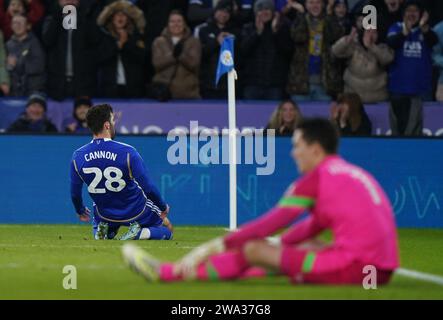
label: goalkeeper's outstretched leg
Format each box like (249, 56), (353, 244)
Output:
(122, 238), (338, 284)
(122, 238), (392, 285)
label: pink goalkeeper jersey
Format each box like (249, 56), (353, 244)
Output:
(224, 155), (400, 271)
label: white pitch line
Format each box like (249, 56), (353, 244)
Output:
(0, 263), (126, 270)
(0, 243), (196, 249)
(396, 268), (443, 286)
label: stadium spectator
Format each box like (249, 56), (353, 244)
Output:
(63, 96), (92, 133)
(347, 0), (362, 11)
(265, 99), (302, 136)
(240, 0), (293, 100)
(188, 0), (253, 29)
(42, 0), (102, 101)
(332, 27), (394, 103)
(198, 0), (240, 99)
(0, 0), (45, 40)
(151, 10), (201, 100)
(287, 0), (345, 101)
(386, 0), (437, 136)
(81, 0), (119, 18)
(6, 15), (45, 97)
(96, 0), (146, 98)
(421, 0), (443, 27)
(372, 0), (404, 43)
(349, 2), (366, 31)
(433, 20), (443, 102)
(0, 31), (11, 96)
(327, 0), (351, 33)
(136, 0), (189, 84)
(281, 0), (304, 20)
(330, 92), (372, 135)
(235, 0), (255, 25)
(188, 0), (220, 28)
(7, 93), (57, 132)
(137, 0), (189, 41)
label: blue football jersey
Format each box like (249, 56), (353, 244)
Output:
(70, 138), (166, 222)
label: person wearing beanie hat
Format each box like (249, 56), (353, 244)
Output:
(386, 0), (438, 135)
(327, 0), (351, 33)
(333, 0), (348, 17)
(215, 0), (234, 14)
(64, 96), (93, 133)
(26, 92), (47, 111)
(6, 14), (46, 97)
(241, 0), (293, 99)
(253, 0), (275, 15)
(7, 93), (57, 133)
(198, 0), (240, 98)
(188, 0), (242, 29)
(327, 0), (347, 16)
(194, 0), (234, 38)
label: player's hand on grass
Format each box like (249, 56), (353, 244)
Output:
(174, 237), (225, 279)
(78, 207), (91, 222)
(160, 204), (170, 219)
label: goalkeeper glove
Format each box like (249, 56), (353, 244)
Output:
(174, 237), (225, 279)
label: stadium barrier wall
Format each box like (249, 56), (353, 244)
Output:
(1, 98), (443, 136)
(0, 135), (442, 228)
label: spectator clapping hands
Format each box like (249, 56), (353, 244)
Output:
(345, 27), (358, 44)
(285, 0), (305, 14)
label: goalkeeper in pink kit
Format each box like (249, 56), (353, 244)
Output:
(123, 118), (399, 285)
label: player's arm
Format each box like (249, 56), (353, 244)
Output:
(175, 173), (319, 277)
(223, 195), (314, 250)
(70, 159), (90, 221)
(281, 215), (324, 245)
(129, 150), (168, 213)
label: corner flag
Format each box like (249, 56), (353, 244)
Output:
(215, 36), (235, 86)
(215, 35), (238, 231)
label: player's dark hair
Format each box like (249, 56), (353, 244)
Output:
(296, 118), (339, 154)
(86, 104), (113, 135)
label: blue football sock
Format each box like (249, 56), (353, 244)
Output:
(136, 226), (173, 240)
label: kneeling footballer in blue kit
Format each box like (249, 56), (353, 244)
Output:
(70, 103), (173, 240)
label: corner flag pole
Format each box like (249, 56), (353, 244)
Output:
(228, 69), (238, 231)
(215, 35), (238, 231)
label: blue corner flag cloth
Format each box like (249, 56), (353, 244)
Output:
(215, 35), (235, 86)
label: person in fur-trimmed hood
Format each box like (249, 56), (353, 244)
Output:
(96, 0), (146, 98)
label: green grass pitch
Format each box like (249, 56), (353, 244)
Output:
(1, 225), (442, 300)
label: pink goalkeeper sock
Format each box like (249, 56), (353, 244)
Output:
(200, 250), (250, 280)
(160, 251), (250, 282)
(240, 267), (268, 279)
(159, 263), (182, 282)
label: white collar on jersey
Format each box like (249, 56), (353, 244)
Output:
(90, 138), (112, 143)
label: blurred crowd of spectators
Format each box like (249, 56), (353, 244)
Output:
(1, 0), (443, 135)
